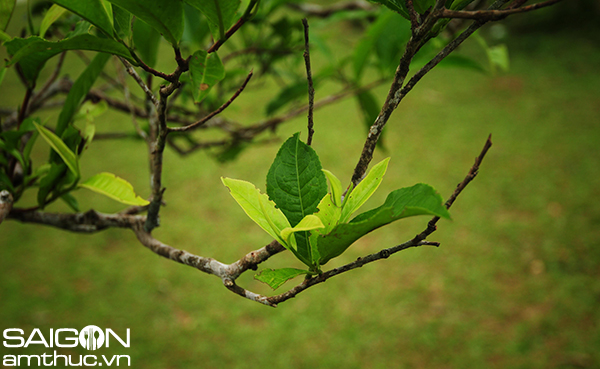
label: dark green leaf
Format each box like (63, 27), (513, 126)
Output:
(55, 52), (111, 137)
(37, 163), (67, 207)
(132, 18), (161, 68)
(51, 0), (115, 37)
(112, 4), (132, 41)
(317, 183), (450, 265)
(184, 0), (240, 41)
(368, 0), (409, 18)
(188, 49), (225, 103)
(182, 3), (210, 47)
(60, 192), (80, 212)
(0, 0), (15, 31)
(267, 133), (328, 265)
(254, 268), (312, 290)
(0, 169), (14, 192)
(106, 0), (183, 46)
(6, 35), (135, 83)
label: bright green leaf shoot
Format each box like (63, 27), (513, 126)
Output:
(280, 214), (324, 243)
(33, 122), (80, 177)
(322, 169), (343, 207)
(79, 172), (149, 206)
(339, 157), (390, 223)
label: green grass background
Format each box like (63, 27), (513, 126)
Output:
(2, 5), (600, 369)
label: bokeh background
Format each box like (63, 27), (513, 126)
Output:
(2, 1), (599, 368)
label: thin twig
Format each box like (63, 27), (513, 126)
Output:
(302, 19), (315, 146)
(413, 134), (493, 242)
(168, 71), (253, 133)
(119, 57), (158, 106)
(116, 59), (148, 141)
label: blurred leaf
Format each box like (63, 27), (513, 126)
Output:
(39, 4), (66, 37)
(188, 49), (225, 103)
(60, 192), (80, 211)
(0, 137), (26, 171)
(438, 54), (486, 73)
(106, 0), (183, 46)
(37, 162), (67, 207)
(0, 169), (14, 192)
(353, 10), (410, 80)
(132, 18), (161, 68)
(51, 0), (115, 37)
(487, 44), (510, 73)
(255, 268), (312, 290)
(184, 0), (240, 41)
(221, 177), (290, 247)
(0, 0), (15, 31)
(79, 172), (149, 206)
(340, 157), (390, 223)
(55, 52), (111, 137)
(265, 81), (306, 116)
(317, 183), (450, 265)
(182, 3), (210, 47)
(112, 4), (132, 41)
(368, 0), (409, 19)
(356, 90), (386, 149)
(34, 122), (80, 177)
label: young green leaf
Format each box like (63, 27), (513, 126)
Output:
(266, 133), (328, 265)
(322, 169), (343, 207)
(34, 122), (80, 177)
(313, 193), (342, 235)
(254, 268), (312, 290)
(221, 177), (290, 247)
(51, 0), (115, 37)
(79, 172), (149, 206)
(339, 157), (390, 223)
(39, 4), (67, 37)
(188, 49), (225, 103)
(106, 0), (183, 46)
(132, 18), (161, 68)
(317, 183), (450, 265)
(280, 214), (324, 243)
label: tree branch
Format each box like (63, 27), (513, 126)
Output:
(436, 0), (564, 21)
(168, 71), (253, 133)
(301, 18), (316, 146)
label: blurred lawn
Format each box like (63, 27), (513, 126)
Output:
(2, 12), (600, 369)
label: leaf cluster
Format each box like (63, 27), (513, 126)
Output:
(223, 133), (450, 289)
